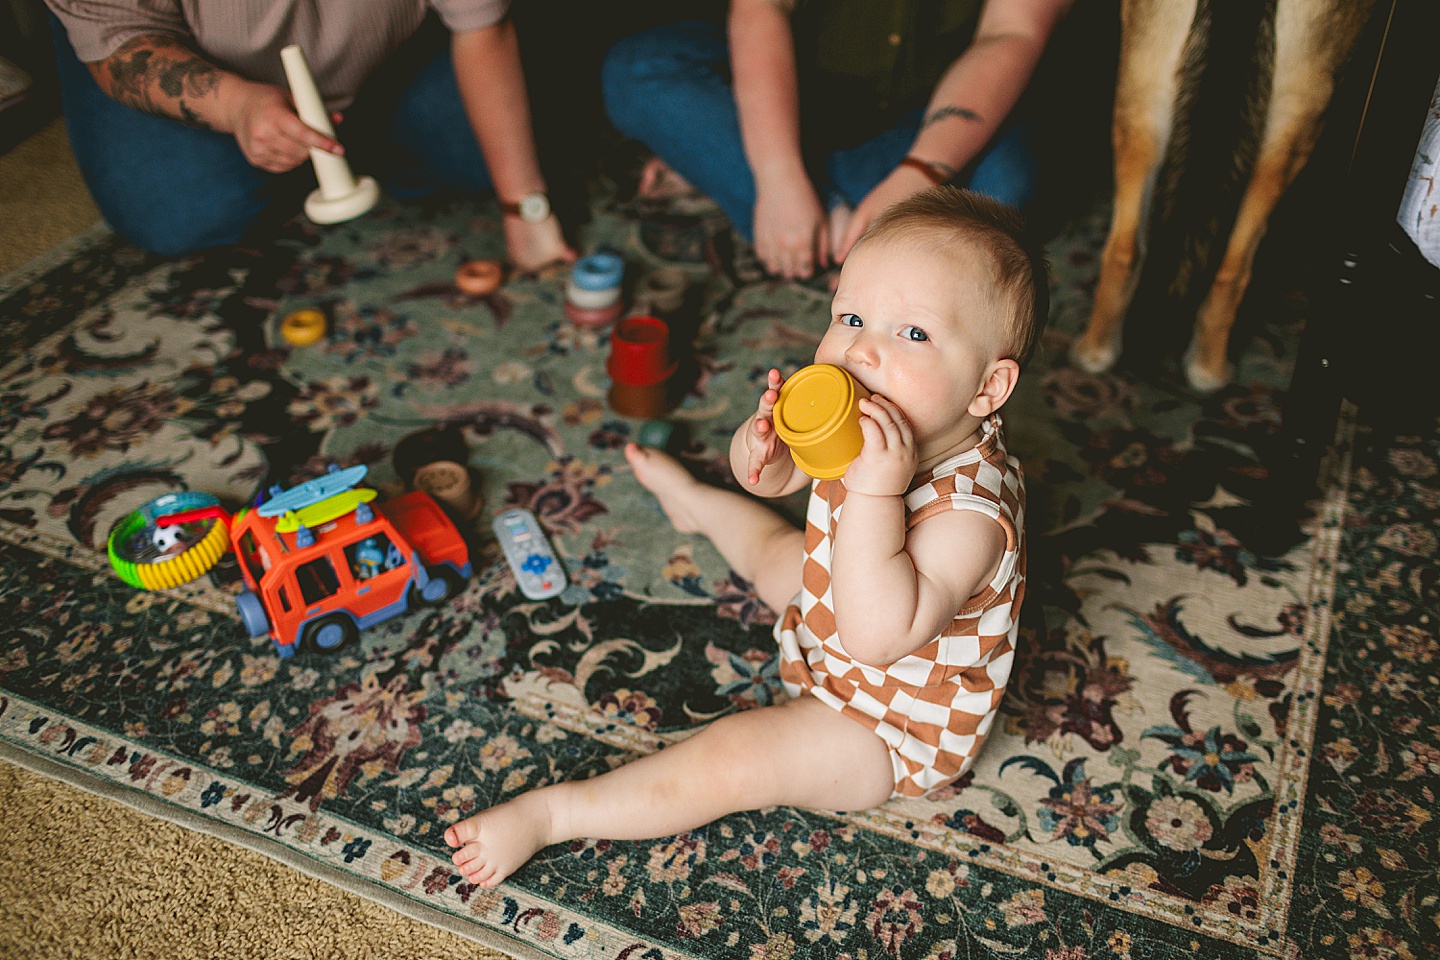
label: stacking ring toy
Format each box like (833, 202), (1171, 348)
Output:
(280, 308), (327, 346)
(455, 259), (504, 296)
(565, 281), (622, 310)
(571, 251), (625, 290)
(564, 300), (623, 329)
(107, 492), (231, 590)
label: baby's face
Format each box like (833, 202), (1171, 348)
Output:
(816, 237), (1008, 465)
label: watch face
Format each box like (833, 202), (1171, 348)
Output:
(517, 193), (550, 222)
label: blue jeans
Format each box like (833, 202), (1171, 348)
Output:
(49, 15), (495, 256)
(601, 20), (1037, 242)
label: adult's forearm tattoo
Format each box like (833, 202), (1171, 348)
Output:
(918, 106), (984, 179)
(103, 35), (221, 129)
(923, 105), (984, 129)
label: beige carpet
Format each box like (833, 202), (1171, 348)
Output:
(0, 117), (512, 960)
(0, 115), (99, 274)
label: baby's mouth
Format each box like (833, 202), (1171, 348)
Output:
(848, 371), (877, 398)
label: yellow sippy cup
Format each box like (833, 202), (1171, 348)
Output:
(772, 364), (871, 480)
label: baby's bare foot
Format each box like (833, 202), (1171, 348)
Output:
(445, 796), (552, 888)
(624, 442), (702, 533)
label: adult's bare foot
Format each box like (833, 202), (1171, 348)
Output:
(624, 442), (703, 533)
(637, 157), (699, 201)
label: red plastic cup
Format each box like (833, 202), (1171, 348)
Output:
(607, 381), (675, 419)
(606, 315), (678, 387)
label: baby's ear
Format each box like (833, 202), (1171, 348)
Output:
(968, 359), (1020, 417)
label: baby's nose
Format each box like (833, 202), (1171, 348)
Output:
(844, 338), (878, 366)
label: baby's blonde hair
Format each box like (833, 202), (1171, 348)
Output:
(860, 186), (1049, 369)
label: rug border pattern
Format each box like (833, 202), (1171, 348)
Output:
(0, 695), (676, 960)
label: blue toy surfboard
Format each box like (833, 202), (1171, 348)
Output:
(274, 488), (377, 533)
(258, 465), (369, 518)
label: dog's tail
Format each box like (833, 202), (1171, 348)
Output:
(1147, 0), (1277, 300)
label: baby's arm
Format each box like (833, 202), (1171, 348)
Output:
(830, 397), (1005, 665)
(832, 507), (1004, 665)
(728, 368), (808, 497)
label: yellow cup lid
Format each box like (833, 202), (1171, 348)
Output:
(774, 365), (862, 442)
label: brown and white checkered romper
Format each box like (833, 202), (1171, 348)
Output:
(776, 415), (1025, 798)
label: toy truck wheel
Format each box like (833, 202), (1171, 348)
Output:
(412, 566), (463, 607)
(236, 590), (270, 638)
(302, 614), (357, 655)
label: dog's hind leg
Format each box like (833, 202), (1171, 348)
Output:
(1182, 0), (1372, 393)
(1072, 0), (1197, 374)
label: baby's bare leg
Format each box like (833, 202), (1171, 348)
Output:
(625, 443), (803, 613)
(446, 695), (894, 887)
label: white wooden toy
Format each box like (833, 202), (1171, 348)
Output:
(280, 44), (379, 224)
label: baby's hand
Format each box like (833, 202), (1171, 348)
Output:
(844, 396), (918, 497)
(744, 368), (790, 486)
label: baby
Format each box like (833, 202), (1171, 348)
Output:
(447, 185), (1048, 887)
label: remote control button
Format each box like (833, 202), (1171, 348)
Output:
(522, 554), (551, 574)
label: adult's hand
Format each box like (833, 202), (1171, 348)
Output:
(753, 172), (830, 280)
(832, 162), (937, 263)
(227, 81), (341, 173)
(729, 0), (824, 280)
(503, 215), (576, 274)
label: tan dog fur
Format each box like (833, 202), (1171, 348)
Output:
(1072, 0), (1374, 393)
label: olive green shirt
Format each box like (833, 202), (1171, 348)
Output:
(792, 0), (983, 149)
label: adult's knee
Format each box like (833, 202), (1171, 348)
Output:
(600, 33), (660, 137)
(70, 142), (269, 256)
(50, 16), (271, 257)
(106, 202), (257, 257)
(601, 22), (723, 138)
(967, 123), (1038, 211)
(365, 45), (493, 197)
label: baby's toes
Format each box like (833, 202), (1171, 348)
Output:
(451, 846), (475, 868)
(446, 819), (478, 848)
(471, 863), (499, 887)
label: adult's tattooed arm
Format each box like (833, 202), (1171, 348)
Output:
(831, 0), (1072, 261)
(88, 33), (341, 173)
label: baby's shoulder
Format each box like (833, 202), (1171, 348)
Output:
(904, 508), (1009, 606)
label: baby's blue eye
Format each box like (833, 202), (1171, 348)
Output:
(901, 325), (929, 342)
(839, 314), (863, 327)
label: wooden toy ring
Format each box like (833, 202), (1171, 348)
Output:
(280, 308), (327, 346)
(455, 260), (504, 296)
(413, 460), (482, 519)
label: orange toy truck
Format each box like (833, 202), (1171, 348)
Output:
(230, 465), (471, 658)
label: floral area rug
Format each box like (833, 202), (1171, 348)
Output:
(1, 175), (1429, 960)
